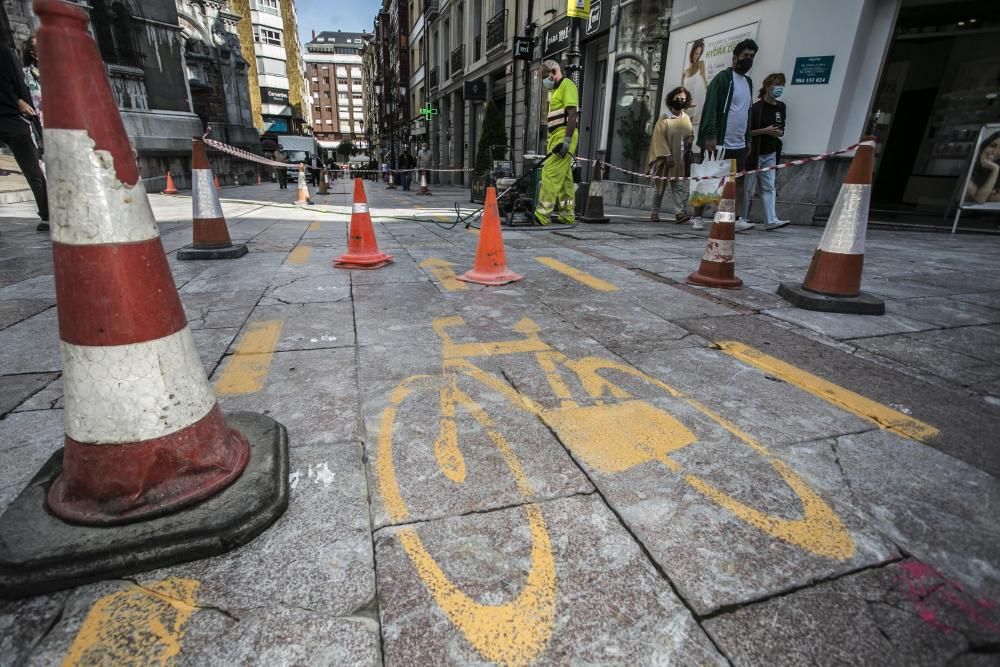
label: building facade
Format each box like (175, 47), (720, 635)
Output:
(303, 30), (369, 159)
(361, 35), (381, 160)
(373, 0), (410, 168)
(230, 0), (310, 137)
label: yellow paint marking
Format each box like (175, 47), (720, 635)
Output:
(466, 226), (480, 235)
(62, 578), (200, 667)
(286, 244), (312, 265)
(419, 257), (468, 291)
(535, 351), (577, 408)
(535, 257), (619, 292)
(214, 320), (284, 395)
(434, 316), (549, 359)
(717, 341), (939, 442)
(307, 221), (321, 231)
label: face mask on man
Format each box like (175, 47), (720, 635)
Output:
(733, 57), (753, 74)
(542, 75), (555, 90)
(771, 86), (784, 99)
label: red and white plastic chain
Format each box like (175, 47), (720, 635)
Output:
(580, 140), (874, 182)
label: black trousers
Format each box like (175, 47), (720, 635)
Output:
(0, 117), (48, 221)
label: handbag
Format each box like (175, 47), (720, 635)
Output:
(688, 148), (732, 207)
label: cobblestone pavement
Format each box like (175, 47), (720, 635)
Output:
(2, 179), (999, 665)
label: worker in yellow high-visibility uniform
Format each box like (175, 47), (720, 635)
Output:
(535, 60), (579, 225)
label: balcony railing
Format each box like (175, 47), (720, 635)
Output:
(429, 66), (439, 89)
(425, 0), (439, 18)
(486, 9), (507, 53)
(450, 45), (464, 76)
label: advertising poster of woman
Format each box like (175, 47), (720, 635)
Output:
(952, 124), (1000, 233)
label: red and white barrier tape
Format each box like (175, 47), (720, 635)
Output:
(580, 140), (873, 182)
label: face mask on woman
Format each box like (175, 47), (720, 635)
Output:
(772, 85), (784, 99)
(669, 98), (686, 111)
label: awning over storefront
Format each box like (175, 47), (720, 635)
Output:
(317, 141), (338, 149)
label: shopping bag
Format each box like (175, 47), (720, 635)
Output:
(688, 149), (731, 208)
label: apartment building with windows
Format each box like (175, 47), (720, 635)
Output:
(373, 0), (410, 167)
(304, 30), (370, 158)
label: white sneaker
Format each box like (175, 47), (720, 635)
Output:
(764, 220), (790, 231)
(691, 217), (704, 231)
(735, 218), (756, 232)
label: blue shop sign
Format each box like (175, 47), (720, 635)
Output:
(791, 55), (835, 85)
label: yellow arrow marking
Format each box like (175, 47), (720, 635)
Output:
(717, 341), (939, 442)
(307, 221), (321, 231)
(419, 257), (468, 291)
(535, 257), (619, 292)
(215, 320), (284, 395)
(62, 578), (200, 667)
(286, 244), (312, 265)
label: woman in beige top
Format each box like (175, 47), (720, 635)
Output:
(647, 86), (695, 225)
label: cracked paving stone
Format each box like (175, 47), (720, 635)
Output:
(0, 309), (60, 375)
(0, 373), (57, 416)
(261, 274), (352, 305)
(0, 299), (53, 331)
(375, 494), (725, 665)
(238, 302), (356, 351)
(180, 289), (264, 330)
(704, 559), (1000, 666)
(0, 410), (64, 512)
(0, 590), (69, 665)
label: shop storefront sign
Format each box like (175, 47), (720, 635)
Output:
(585, 0), (602, 36)
(567, 0), (590, 20)
(792, 56), (836, 85)
(513, 36), (533, 60)
(260, 87), (289, 105)
(952, 123), (1000, 232)
(543, 18), (571, 59)
(464, 79), (487, 101)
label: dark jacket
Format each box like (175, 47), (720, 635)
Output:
(695, 67), (753, 152)
(0, 44), (32, 120)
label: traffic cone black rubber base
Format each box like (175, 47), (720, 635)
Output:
(0, 412), (289, 599)
(177, 243), (249, 261)
(777, 282), (885, 316)
(580, 214), (610, 224)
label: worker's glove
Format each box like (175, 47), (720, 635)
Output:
(554, 138), (572, 157)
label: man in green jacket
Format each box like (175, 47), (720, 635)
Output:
(695, 38), (758, 232)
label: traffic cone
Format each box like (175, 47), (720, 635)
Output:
(256, 169), (262, 186)
(778, 137), (884, 315)
(214, 174), (220, 190)
(417, 170), (431, 195)
(162, 170), (179, 195)
(317, 168), (329, 195)
(178, 137), (248, 260)
(295, 164), (313, 204)
(387, 170), (396, 189)
(0, 0), (288, 599)
(687, 178), (743, 289)
(458, 187), (523, 286)
(580, 156), (610, 224)
(334, 178), (394, 269)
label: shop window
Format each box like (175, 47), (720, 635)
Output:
(90, 0), (141, 68)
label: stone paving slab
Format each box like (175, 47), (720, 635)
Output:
(852, 334), (1000, 388)
(375, 494), (725, 665)
(239, 301), (356, 352)
(762, 307), (936, 340)
(885, 296), (1000, 328)
(0, 373), (56, 417)
(0, 410), (64, 511)
(0, 309), (60, 375)
(908, 325), (1000, 365)
(181, 289), (264, 330)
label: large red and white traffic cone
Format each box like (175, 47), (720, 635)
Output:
(778, 137), (884, 315)
(0, 0), (288, 599)
(178, 138), (248, 260)
(295, 164), (313, 204)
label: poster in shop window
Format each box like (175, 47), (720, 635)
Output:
(681, 22), (759, 132)
(961, 124), (1000, 208)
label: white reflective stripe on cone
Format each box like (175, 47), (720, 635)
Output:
(192, 169), (225, 219)
(817, 183), (871, 256)
(353, 202), (369, 214)
(47, 130), (159, 246)
(714, 210), (736, 223)
(702, 239), (735, 262)
(60, 327), (217, 443)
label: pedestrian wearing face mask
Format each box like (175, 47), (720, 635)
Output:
(647, 86), (695, 225)
(534, 60), (579, 225)
(744, 73), (790, 230)
(694, 38), (758, 232)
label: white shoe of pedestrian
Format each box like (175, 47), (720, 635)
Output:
(735, 218), (756, 232)
(764, 220), (790, 231)
(691, 217), (704, 231)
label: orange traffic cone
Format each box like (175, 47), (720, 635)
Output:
(295, 164), (313, 204)
(687, 178), (742, 289)
(417, 170), (431, 195)
(334, 178), (394, 269)
(213, 174), (220, 190)
(317, 168), (329, 195)
(580, 154), (610, 224)
(178, 137), (247, 260)
(256, 170), (262, 186)
(0, 0), (288, 599)
(458, 187), (523, 286)
(162, 170), (179, 195)
(778, 137), (884, 314)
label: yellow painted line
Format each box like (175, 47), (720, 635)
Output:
(307, 221), (321, 231)
(215, 320), (284, 395)
(286, 244), (312, 265)
(419, 257), (467, 291)
(535, 256), (619, 292)
(466, 225), (480, 235)
(62, 578), (200, 666)
(717, 341), (939, 442)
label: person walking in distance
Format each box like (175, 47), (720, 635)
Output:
(694, 38), (758, 232)
(648, 86), (695, 226)
(0, 42), (48, 232)
(273, 144), (289, 189)
(534, 60), (579, 225)
(398, 147), (415, 191)
(744, 72), (790, 230)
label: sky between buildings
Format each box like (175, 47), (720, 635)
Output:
(295, 0), (381, 45)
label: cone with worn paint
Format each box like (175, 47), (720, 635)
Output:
(417, 170), (431, 195)
(580, 156), (610, 224)
(777, 138), (884, 315)
(334, 178), (393, 269)
(458, 187), (523, 286)
(177, 138), (247, 260)
(213, 173), (220, 190)
(162, 170), (179, 195)
(687, 178), (743, 289)
(295, 164), (313, 204)
(0, 0), (288, 600)
(317, 168), (329, 195)
(256, 169), (262, 185)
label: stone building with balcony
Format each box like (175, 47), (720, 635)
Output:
(373, 0), (410, 167)
(303, 30), (370, 160)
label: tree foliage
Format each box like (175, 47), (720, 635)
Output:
(474, 100), (509, 175)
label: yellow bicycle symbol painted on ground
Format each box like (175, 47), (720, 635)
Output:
(375, 316), (855, 665)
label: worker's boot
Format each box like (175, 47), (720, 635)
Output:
(650, 191), (663, 222)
